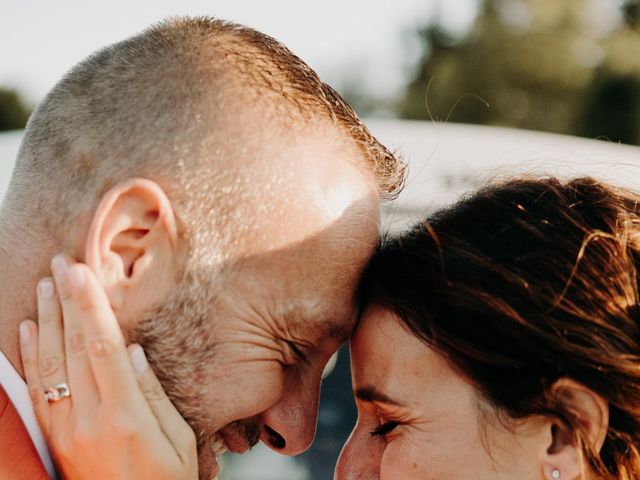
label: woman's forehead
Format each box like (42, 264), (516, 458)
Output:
(351, 306), (471, 402)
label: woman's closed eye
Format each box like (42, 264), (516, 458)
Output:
(370, 421), (400, 437)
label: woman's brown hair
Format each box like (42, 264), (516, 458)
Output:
(362, 177), (640, 479)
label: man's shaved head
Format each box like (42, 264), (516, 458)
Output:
(1, 18), (407, 477)
(7, 17), (403, 255)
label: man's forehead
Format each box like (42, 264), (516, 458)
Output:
(205, 121), (381, 261)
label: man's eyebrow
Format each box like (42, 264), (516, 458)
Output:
(355, 386), (406, 407)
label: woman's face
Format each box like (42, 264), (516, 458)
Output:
(335, 305), (548, 480)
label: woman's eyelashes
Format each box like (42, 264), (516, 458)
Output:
(370, 421), (400, 437)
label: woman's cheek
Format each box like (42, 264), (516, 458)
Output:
(380, 435), (429, 480)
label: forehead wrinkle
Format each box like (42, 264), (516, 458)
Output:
(287, 306), (356, 346)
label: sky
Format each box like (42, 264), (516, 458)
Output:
(0, 0), (478, 104)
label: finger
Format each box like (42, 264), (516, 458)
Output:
(63, 262), (145, 409)
(50, 255), (99, 410)
(36, 277), (69, 410)
(129, 344), (196, 459)
(19, 320), (50, 435)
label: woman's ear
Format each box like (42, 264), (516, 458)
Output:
(84, 178), (182, 317)
(540, 378), (609, 480)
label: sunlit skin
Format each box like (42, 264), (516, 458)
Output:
(196, 135), (381, 452)
(17, 160), (380, 480)
(0, 120), (382, 479)
(336, 305), (557, 480)
(192, 192), (380, 469)
(83, 132), (382, 476)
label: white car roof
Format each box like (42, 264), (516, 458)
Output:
(2, 121), (639, 233)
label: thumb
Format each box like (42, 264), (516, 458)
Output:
(128, 344), (197, 464)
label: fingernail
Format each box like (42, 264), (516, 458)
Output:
(20, 321), (31, 343)
(51, 255), (69, 278)
(130, 344), (149, 375)
(67, 265), (86, 290)
(38, 278), (55, 299)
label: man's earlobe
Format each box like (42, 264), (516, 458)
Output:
(84, 178), (180, 312)
(540, 378), (610, 480)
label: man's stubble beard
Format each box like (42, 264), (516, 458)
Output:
(127, 262), (261, 454)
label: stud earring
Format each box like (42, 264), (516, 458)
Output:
(551, 469), (561, 479)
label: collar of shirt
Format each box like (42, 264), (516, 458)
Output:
(0, 349), (58, 479)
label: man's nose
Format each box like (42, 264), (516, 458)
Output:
(259, 370), (321, 455)
(334, 428), (381, 480)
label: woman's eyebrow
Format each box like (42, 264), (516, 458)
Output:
(355, 386), (406, 407)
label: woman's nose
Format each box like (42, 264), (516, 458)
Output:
(334, 428), (382, 480)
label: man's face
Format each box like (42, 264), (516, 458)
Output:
(128, 142), (380, 478)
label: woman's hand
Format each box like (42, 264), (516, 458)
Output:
(19, 255), (198, 480)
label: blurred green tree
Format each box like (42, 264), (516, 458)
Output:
(398, 0), (640, 145)
(579, 0), (640, 144)
(0, 87), (32, 131)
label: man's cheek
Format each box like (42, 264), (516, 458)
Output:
(211, 364), (285, 421)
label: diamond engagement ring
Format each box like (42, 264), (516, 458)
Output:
(44, 383), (71, 403)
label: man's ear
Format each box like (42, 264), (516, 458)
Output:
(540, 378), (609, 480)
(85, 178), (181, 315)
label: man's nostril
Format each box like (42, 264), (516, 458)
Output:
(264, 425), (286, 450)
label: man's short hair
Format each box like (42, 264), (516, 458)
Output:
(7, 17), (405, 241)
